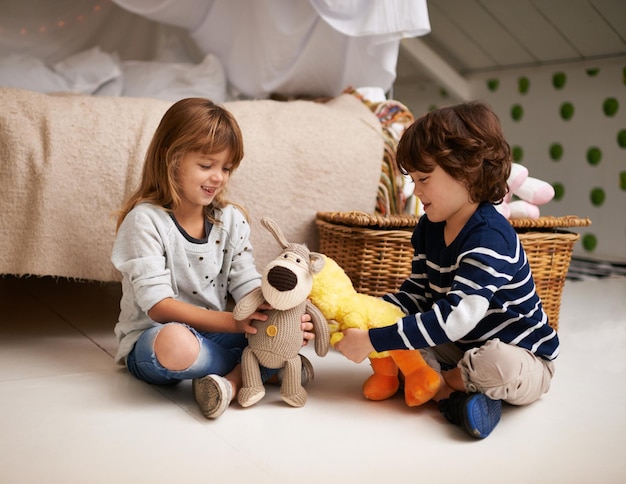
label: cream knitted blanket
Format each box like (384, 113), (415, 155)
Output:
(0, 88), (383, 281)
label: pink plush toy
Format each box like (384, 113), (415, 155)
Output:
(497, 163), (555, 219)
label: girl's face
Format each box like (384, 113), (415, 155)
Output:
(176, 149), (233, 213)
(409, 161), (478, 236)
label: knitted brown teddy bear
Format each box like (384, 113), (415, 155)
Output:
(234, 217), (330, 408)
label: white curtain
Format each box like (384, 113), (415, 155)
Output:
(113, 0), (430, 98)
(0, 0), (430, 98)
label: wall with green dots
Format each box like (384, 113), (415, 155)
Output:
(393, 57), (626, 263)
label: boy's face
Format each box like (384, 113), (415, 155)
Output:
(408, 162), (478, 232)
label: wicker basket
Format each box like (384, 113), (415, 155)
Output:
(316, 211), (591, 331)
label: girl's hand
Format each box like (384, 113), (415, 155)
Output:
(249, 304), (314, 345)
(234, 308), (268, 334)
(334, 328), (374, 363)
(301, 312), (314, 346)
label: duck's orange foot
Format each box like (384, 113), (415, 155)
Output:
(362, 356), (400, 401)
(403, 365), (441, 407)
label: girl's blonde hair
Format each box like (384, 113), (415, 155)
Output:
(397, 101), (511, 204)
(116, 98), (245, 231)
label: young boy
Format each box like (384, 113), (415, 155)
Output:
(335, 101), (559, 438)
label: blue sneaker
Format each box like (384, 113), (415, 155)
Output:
(439, 391), (502, 439)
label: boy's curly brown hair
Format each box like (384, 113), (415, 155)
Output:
(396, 101), (511, 204)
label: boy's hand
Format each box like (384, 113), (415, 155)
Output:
(334, 328), (375, 363)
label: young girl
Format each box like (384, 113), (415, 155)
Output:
(112, 98), (314, 419)
(335, 101), (559, 439)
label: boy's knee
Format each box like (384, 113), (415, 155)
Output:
(460, 339), (515, 389)
(459, 339), (549, 404)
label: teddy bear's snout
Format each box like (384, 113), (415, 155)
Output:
(267, 265), (297, 292)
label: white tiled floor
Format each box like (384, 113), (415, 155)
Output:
(1, 274), (625, 484)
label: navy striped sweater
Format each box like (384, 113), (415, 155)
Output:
(373, 203), (559, 361)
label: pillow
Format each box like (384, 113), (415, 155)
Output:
(53, 47), (122, 95)
(93, 77), (124, 97)
(0, 53), (72, 92)
(121, 53), (228, 102)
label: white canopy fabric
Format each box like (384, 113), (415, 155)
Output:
(0, 0), (430, 98)
(112, 0), (430, 98)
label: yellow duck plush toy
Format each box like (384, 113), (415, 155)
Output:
(309, 255), (440, 406)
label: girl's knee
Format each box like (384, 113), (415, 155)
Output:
(154, 323), (200, 371)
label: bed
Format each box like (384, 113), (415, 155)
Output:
(0, 0), (424, 282)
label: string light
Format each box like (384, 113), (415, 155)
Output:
(0, 0), (111, 37)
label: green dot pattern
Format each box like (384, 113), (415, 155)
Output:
(452, 65), (626, 259)
(511, 104), (523, 121)
(603, 98), (619, 117)
(487, 79), (499, 92)
(586, 147), (602, 165)
(552, 72), (566, 89)
(590, 187), (606, 206)
(549, 143), (563, 161)
(518, 77), (530, 94)
(553, 182), (565, 200)
(582, 233), (597, 252)
(560, 102), (574, 120)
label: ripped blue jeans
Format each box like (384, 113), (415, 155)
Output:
(126, 323), (277, 385)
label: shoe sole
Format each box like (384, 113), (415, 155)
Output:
(193, 375), (231, 419)
(464, 394), (502, 438)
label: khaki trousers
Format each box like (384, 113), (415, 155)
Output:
(420, 339), (555, 405)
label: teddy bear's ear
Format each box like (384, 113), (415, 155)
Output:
(309, 252), (326, 274)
